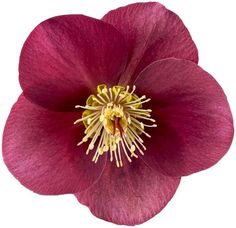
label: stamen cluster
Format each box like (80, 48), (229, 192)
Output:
(74, 85), (157, 167)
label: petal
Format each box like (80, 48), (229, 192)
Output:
(19, 15), (128, 111)
(3, 95), (106, 195)
(76, 159), (180, 225)
(102, 2), (198, 85)
(135, 58), (234, 176)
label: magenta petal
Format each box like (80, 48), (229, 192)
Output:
(19, 15), (128, 111)
(3, 95), (106, 194)
(76, 160), (180, 225)
(135, 58), (234, 176)
(102, 2), (198, 84)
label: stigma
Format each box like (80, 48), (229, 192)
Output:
(74, 84), (157, 167)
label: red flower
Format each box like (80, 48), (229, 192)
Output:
(3, 2), (233, 226)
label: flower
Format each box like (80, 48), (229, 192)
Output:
(2, 1), (234, 226)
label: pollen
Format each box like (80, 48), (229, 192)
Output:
(74, 84), (157, 167)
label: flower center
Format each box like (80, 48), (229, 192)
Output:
(74, 84), (157, 167)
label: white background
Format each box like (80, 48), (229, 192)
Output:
(0, 0), (235, 227)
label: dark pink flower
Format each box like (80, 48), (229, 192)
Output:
(3, 2), (234, 226)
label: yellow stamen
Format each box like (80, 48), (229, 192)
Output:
(74, 84), (157, 167)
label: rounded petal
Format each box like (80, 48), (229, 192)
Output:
(76, 159), (180, 225)
(19, 15), (128, 111)
(135, 58), (234, 176)
(102, 2), (198, 84)
(2, 95), (106, 195)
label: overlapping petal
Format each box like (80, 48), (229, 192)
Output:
(135, 58), (234, 176)
(2, 95), (106, 194)
(76, 159), (180, 225)
(19, 15), (128, 111)
(102, 2), (198, 84)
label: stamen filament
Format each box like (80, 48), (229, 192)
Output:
(117, 85), (132, 103)
(92, 97), (105, 105)
(76, 105), (102, 111)
(73, 111), (99, 124)
(126, 110), (152, 117)
(84, 115), (100, 133)
(127, 128), (146, 150)
(113, 88), (121, 103)
(121, 139), (132, 163)
(97, 94), (108, 103)
(131, 121), (151, 138)
(130, 114), (156, 122)
(123, 97), (150, 106)
(127, 132), (145, 155)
